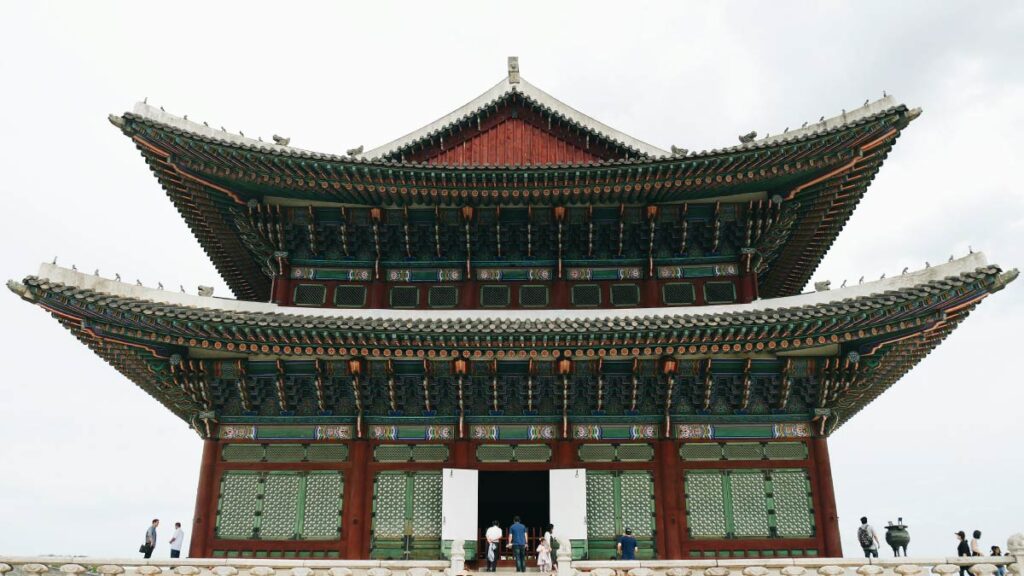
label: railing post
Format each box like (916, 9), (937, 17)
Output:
(450, 538), (467, 575)
(557, 535), (573, 576)
(1009, 534), (1024, 576)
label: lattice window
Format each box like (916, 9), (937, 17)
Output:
(771, 469), (814, 537)
(374, 444), (413, 462)
(222, 444), (264, 462)
(260, 473), (301, 539)
(723, 442), (763, 461)
(389, 286), (419, 308)
(428, 286), (459, 308)
(217, 472), (261, 539)
(731, 471), (770, 537)
(519, 285), (549, 308)
(620, 472), (655, 535)
(306, 444), (349, 462)
(303, 472), (343, 539)
(411, 444), (450, 462)
(265, 444), (306, 462)
(373, 472), (407, 538)
(610, 283), (641, 307)
(586, 473), (616, 537)
(293, 284), (326, 306)
(680, 443), (723, 461)
(411, 473), (442, 537)
(662, 282), (696, 305)
(704, 281), (737, 304)
(685, 468), (814, 540)
(572, 284), (601, 307)
(480, 285), (510, 308)
(476, 444), (515, 462)
(514, 444), (553, 462)
(685, 472), (728, 538)
(578, 444), (617, 462)
(617, 443), (655, 462)
(334, 285), (367, 308)
(764, 442), (808, 460)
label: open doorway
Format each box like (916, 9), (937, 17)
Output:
(477, 471), (550, 564)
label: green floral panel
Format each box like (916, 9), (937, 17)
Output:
(772, 470), (814, 537)
(217, 472), (261, 539)
(586, 473), (616, 538)
(620, 472), (655, 536)
(373, 472), (407, 538)
(730, 471), (769, 537)
(686, 472), (727, 538)
(261, 473), (301, 539)
(412, 472), (442, 537)
(304, 472), (343, 539)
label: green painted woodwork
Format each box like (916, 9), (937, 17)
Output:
(212, 550), (342, 558)
(586, 471), (655, 559)
(221, 443), (350, 463)
(684, 469), (814, 540)
(216, 470), (343, 541)
(578, 443), (655, 463)
(475, 443), (552, 463)
(679, 441), (808, 462)
(373, 444), (451, 463)
(371, 471), (442, 559)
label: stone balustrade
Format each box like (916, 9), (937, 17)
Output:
(1, 534), (1021, 576)
(0, 559), (450, 576)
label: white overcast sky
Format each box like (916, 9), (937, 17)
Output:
(1, 0), (1021, 560)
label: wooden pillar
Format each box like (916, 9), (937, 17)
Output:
(188, 438), (219, 558)
(452, 440), (472, 467)
(811, 436), (842, 557)
(656, 439), (683, 559)
(555, 440), (575, 467)
(345, 441), (371, 558)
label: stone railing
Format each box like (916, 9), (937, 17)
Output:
(0, 559), (450, 576)
(560, 535), (1024, 576)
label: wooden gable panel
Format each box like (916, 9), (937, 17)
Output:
(418, 117), (604, 166)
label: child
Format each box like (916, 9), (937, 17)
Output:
(537, 536), (552, 573)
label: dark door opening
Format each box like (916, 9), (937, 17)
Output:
(478, 471), (549, 563)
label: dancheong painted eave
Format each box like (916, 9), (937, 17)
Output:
(108, 85), (919, 302)
(8, 254), (1016, 434)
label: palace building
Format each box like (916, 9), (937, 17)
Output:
(10, 58), (1016, 562)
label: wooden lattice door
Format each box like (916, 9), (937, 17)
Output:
(371, 471), (443, 559)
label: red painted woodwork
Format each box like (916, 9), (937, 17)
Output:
(189, 438), (218, 558)
(345, 441), (371, 558)
(420, 118), (603, 166)
(811, 436), (843, 557)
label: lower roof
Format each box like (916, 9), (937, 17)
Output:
(9, 254), (1016, 435)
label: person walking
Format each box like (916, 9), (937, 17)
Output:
(536, 529), (552, 574)
(484, 520), (502, 572)
(507, 515), (527, 573)
(545, 524), (558, 572)
(142, 518), (159, 558)
(169, 522), (184, 558)
(857, 517), (880, 558)
(956, 531), (972, 576)
(617, 528), (638, 561)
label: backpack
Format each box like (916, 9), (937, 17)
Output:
(858, 525), (873, 548)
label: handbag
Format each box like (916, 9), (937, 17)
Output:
(139, 543), (150, 554)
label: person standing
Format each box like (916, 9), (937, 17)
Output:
(857, 517), (880, 558)
(971, 531), (984, 556)
(956, 531), (972, 576)
(507, 515), (527, 573)
(617, 528), (638, 561)
(991, 546), (1006, 576)
(545, 524), (558, 572)
(484, 520), (502, 572)
(142, 518), (159, 558)
(169, 522), (185, 558)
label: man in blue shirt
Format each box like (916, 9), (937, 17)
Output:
(507, 516), (528, 572)
(617, 528), (638, 560)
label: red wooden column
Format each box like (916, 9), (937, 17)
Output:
(345, 441), (371, 558)
(656, 439), (683, 559)
(811, 436), (843, 557)
(189, 438), (219, 558)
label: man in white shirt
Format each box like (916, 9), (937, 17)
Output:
(169, 522), (185, 558)
(484, 520), (502, 572)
